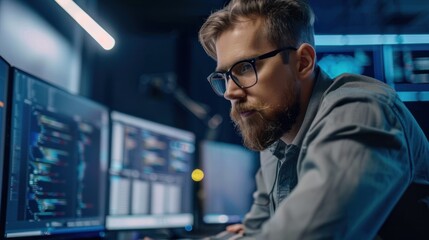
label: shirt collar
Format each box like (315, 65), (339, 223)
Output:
(290, 66), (333, 147)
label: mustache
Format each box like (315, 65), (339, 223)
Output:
(232, 102), (270, 113)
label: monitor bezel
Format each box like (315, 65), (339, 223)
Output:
(0, 55), (12, 239)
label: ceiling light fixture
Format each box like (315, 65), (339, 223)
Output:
(55, 0), (115, 50)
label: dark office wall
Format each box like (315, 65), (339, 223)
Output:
(90, 33), (183, 127)
(0, 0), (83, 93)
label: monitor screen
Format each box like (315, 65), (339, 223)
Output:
(384, 44), (429, 84)
(316, 45), (384, 81)
(0, 56), (10, 229)
(200, 141), (259, 224)
(106, 111), (195, 230)
(4, 69), (109, 238)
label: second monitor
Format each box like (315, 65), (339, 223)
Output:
(106, 111), (195, 230)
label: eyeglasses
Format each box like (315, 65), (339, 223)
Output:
(207, 46), (297, 96)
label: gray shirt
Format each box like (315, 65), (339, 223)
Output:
(242, 68), (429, 239)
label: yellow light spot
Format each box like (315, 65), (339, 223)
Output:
(191, 169), (204, 182)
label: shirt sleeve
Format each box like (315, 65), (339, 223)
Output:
(253, 97), (412, 239)
(242, 168), (271, 236)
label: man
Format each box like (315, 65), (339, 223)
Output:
(198, 0), (429, 239)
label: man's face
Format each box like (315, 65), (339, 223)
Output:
(215, 17), (301, 151)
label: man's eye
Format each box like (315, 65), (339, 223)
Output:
(233, 62), (253, 76)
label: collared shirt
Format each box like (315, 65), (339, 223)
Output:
(266, 140), (299, 212)
(241, 67), (429, 239)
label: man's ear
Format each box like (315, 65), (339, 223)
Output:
(296, 43), (316, 79)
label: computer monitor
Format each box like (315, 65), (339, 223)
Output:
(4, 69), (109, 238)
(0, 56), (10, 236)
(106, 111), (195, 230)
(383, 44), (429, 85)
(200, 141), (259, 224)
(316, 45), (384, 81)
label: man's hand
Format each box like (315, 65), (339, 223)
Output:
(226, 224), (244, 235)
(202, 224), (244, 240)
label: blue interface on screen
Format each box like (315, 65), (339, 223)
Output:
(201, 141), (259, 224)
(4, 69), (109, 238)
(316, 46), (383, 81)
(389, 45), (429, 84)
(106, 111), (195, 230)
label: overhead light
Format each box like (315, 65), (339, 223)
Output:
(55, 0), (115, 50)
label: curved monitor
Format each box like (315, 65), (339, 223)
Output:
(106, 111), (195, 230)
(4, 69), (109, 238)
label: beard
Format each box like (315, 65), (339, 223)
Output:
(230, 97), (300, 151)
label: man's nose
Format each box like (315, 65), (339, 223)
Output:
(224, 77), (245, 101)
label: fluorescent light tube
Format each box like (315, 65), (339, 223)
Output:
(55, 0), (115, 50)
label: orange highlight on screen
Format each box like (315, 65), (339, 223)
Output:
(0, 101), (4, 108)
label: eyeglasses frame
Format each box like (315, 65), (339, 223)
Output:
(207, 46), (298, 96)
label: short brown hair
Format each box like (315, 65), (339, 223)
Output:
(199, 0), (315, 60)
